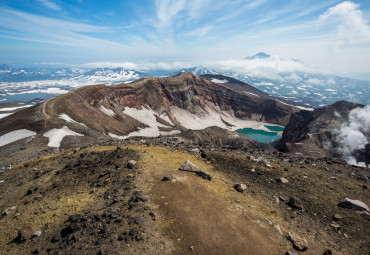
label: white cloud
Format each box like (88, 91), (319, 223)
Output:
(155, 0), (186, 29)
(318, 1), (370, 49)
(0, 8), (127, 49)
(83, 62), (138, 69)
(184, 26), (213, 37)
(37, 0), (62, 11)
(78, 54), (317, 80)
(333, 105), (370, 166)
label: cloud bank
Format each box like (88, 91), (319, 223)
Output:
(83, 54), (316, 80)
(333, 105), (370, 167)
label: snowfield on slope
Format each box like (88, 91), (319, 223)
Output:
(0, 129), (36, 147)
(59, 113), (87, 127)
(109, 106), (180, 139)
(43, 126), (83, 147)
(100, 105), (116, 117)
(170, 101), (273, 131)
(0, 113), (12, 119)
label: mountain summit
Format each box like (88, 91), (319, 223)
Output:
(244, 52), (271, 60)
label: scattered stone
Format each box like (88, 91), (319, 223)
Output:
(284, 168), (289, 171)
(330, 222), (340, 229)
(343, 233), (349, 239)
(338, 198), (369, 212)
(288, 196), (304, 211)
(32, 230), (42, 238)
(134, 216), (145, 225)
(279, 196), (286, 202)
(285, 251), (299, 255)
(195, 170), (212, 181)
(179, 160), (200, 172)
(127, 160), (137, 169)
(276, 177), (289, 184)
(1, 206), (16, 216)
(109, 211), (119, 219)
(234, 184), (247, 192)
(265, 163), (273, 168)
(18, 226), (33, 241)
(333, 214), (343, 221)
(275, 197), (280, 204)
(287, 232), (308, 251)
(129, 191), (148, 203)
(26, 186), (38, 195)
(189, 148), (200, 153)
(322, 249), (332, 255)
(273, 224), (283, 235)
(362, 210), (370, 217)
(162, 174), (175, 181)
(51, 234), (61, 243)
(251, 167), (256, 173)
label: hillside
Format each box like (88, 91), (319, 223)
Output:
(0, 140), (369, 254)
(0, 72), (300, 165)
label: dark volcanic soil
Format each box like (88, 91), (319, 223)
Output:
(0, 141), (369, 255)
(0, 146), (172, 255)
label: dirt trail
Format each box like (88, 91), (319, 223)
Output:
(130, 145), (285, 255)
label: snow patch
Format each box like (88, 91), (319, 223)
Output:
(296, 106), (314, 111)
(170, 101), (268, 131)
(100, 106), (115, 117)
(0, 129), (36, 147)
(254, 82), (274, 86)
(43, 126), (83, 147)
(123, 106), (174, 127)
(0, 113), (12, 119)
(211, 78), (228, 83)
(244, 92), (260, 97)
(0, 105), (31, 112)
(59, 114), (87, 127)
(108, 106), (178, 139)
(276, 100), (313, 111)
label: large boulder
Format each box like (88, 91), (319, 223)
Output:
(338, 198), (369, 212)
(179, 160), (200, 172)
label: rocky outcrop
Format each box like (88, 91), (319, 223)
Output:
(276, 101), (369, 166)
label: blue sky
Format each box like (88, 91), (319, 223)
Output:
(0, 0), (370, 76)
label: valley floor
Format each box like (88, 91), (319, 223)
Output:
(0, 143), (369, 254)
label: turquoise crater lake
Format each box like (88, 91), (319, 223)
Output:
(237, 125), (284, 144)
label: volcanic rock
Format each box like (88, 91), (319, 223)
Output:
(276, 177), (289, 184)
(18, 226), (33, 241)
(127, 160), (137, 169)
(162, 174), (175, 181)
(288, 196), (304, 211)
(179, 160), (200, 172)
(338, 198), (369, 211)
(195, 170), (212, 181)
(287, 232), (308, 251)
(32, 230), (42, 238)
(234, 184), (247, 192)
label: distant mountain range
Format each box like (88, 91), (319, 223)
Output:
(1, 53), (369, 107)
